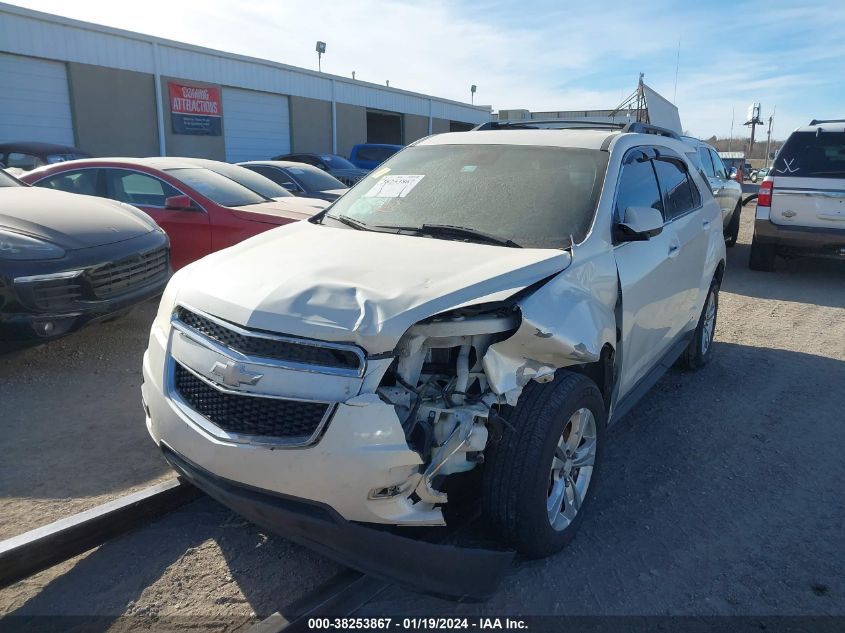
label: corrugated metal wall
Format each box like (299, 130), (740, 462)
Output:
(0, 4), (490, 125)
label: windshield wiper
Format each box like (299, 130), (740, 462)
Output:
(324, 214), (371, 230)
(383, 224), (522, 248)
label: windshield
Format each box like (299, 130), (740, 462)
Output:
(208, 163), (292, 198)
(286, 165), (347, 191)
(0, 169), (23, 187)
(320, 155), (357, 170)
(773, 131), (845, 177)
(326, 144), (609, 248)
(166, 168), (269, 207)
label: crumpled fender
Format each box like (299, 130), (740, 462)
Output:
(482, 277), (616, 405)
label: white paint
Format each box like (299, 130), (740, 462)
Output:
(0, 52), (74, 145)
(222, 87), (290, 162)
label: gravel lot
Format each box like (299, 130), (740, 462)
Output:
(1, 204), (843, 628)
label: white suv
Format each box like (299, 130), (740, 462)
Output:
(751, 119), (845, 270)
(142, 121), (725, 596)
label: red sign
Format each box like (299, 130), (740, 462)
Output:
(168, 82), (222, 135)
(168, 83), (222, 116)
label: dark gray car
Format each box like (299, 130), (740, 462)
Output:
(239, 160), (349, 202)
(270, 153), (367, 187)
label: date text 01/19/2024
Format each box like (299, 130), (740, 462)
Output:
(307, 617), (529, 630)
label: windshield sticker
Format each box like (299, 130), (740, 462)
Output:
(370, 166), (391, 179)
(289, 168), (305, 174)
(776, 157), (799, 174)
(461, 165), (478, 172)
(364, 174), (424, 198)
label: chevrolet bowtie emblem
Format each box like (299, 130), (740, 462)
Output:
(210, 360), (263, 387)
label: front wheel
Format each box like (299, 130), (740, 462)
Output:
(482, 372), (606, 559)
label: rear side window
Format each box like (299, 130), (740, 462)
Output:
(697, 148), (715, 177)
(7, 152), (43, 170)
(105, 170), (180, 207)
(709, 150), (728, 178)
(773, 131), (845, 178)
(616, 156), (664, 222)
(246, 165), (298, 188)
(653, 158), (700, 219)
(355, 147), (397, 163)
(39, 169), (99, 196)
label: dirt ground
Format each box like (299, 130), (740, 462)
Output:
(1, 205), (843, 628)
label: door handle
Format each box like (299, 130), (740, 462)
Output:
(668, 242), (680, 258)
(703, 220), (711, 229)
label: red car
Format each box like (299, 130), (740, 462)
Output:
(22, 158), (327, 270)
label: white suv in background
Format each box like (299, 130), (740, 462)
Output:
(751, 119), (845, 270)
(142, 121), (726, 597)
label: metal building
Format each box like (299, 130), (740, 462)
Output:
(0, 2), (491, 161)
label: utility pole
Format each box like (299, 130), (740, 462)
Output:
(764, 107), (776, 169)
(728, 107), (735, 153)
(745, 102), (763, 157)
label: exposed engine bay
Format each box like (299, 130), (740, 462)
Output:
(376, 306), (521, 507)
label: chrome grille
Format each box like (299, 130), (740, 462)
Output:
(173, 363), (330, 440)
(88, 247), (169, 299)
(174, 306), (362, 372)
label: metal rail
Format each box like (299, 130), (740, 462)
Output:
(0, 477), (201, 588)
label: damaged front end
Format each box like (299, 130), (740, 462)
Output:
(376, 274), (616, 517)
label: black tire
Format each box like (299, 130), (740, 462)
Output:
(724, 202), (741, 247)
(482, 372), (606, 559)
(749, 239), (776, 271)
(751, 172), (758, 183)
(680, 279), (719, 370)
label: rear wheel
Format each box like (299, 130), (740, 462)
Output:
(724, 202), (741, 247)
(482, 372), (606, 559)
(680, 279), (719, 370)
(751, 172), (758, 183)
(749, 239), (776, 271)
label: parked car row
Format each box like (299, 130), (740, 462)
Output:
(1, 154), (345, 346)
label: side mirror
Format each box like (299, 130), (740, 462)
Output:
(616, 206), (664, 241)
(164, 195), (194, 211)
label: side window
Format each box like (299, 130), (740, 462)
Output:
(653, 158), (699, 219)
(38, 169), (100, 196)
(697, 147), (716, 178)
(105, 170), (180, 207)
(615, 153), (664, 223)
(709, 150), (728, 179)
(249, 165), (296, 188)
(7, 153), (43, 171)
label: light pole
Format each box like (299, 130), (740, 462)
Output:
(315, 41), (326, 72)
(470, 84), (477, 104)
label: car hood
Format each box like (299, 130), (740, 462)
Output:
(0, 187), (155, 250)
(174, 220), (571, 354)
(229, 197), (328, 224)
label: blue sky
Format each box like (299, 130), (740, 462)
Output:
(9, 0), (845, 138)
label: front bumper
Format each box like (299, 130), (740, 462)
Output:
(0, 230), (170, 342)
(161, 445), (512, 600)
(754, 217), (845, 257)
(142, 315), (441, 526)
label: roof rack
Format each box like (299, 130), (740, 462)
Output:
(473, 119), (626, 132)
(809, 119), (845, 125)
(474, 119), (680, 140)
(620, 122), (680, 139)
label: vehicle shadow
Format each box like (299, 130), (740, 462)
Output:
(723, 237), (845, 309)
(2, 496), (340, 631)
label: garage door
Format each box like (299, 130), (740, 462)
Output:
(223, 87), (290, 162)
(0, 53), (74, 145)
